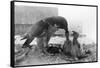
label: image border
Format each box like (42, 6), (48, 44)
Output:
(10, 1), (98, 67)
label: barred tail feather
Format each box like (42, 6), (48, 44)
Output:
(21, 36), (27, 40)
(20, 33), (28, 40)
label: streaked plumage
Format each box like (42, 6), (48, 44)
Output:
(21, 16), (69, 49)
(71, 31), (82, 60)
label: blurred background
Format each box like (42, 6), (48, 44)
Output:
(15, 5), (58, 35)
(15, 2), (97, 44)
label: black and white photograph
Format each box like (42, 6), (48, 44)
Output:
(11, 1), (98, 67)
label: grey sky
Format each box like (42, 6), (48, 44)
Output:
(58, 6), (96, 43)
